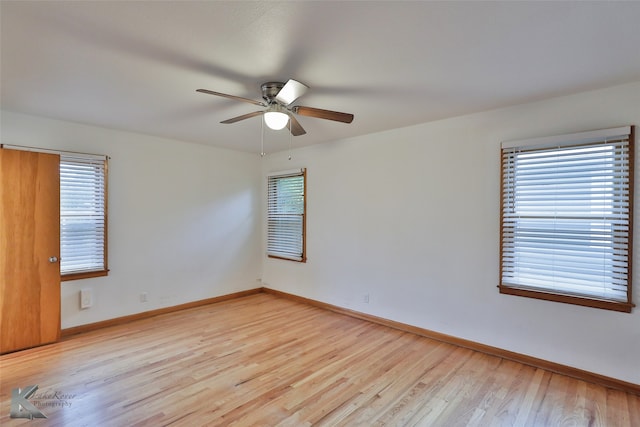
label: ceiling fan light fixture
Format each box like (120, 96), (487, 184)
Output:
(264, 111), (289, 130)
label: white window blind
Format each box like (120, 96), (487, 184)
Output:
(60, 156), (107, 275)
(267, 169), (306, 262)
(500, 126), (633, 310)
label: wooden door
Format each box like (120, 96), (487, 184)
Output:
(0, 148), (61, 353)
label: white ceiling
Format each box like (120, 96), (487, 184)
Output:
(2, 1), (640, 153)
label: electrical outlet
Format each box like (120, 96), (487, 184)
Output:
(363, 294), (370, 304)
(80, 289), (93, 309)
(140, 292), (148, 303)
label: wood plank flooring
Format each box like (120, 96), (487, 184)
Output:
(1, 293), (638, 426)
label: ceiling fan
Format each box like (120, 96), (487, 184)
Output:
(196, 79), (354, 136)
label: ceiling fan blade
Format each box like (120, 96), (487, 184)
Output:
(293, 106), (354, 124)
(221, 111), (264, 124)
(275, 79), (309, 105)
(287, 114), (307, 136)
(197, 89), (266, 107)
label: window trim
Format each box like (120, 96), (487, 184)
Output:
(267, 168), (307, 263)
(60, 156), (109, 281)
(499, 126), (635, 312)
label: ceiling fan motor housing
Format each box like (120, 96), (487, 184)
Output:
(261, 82), (285, 104)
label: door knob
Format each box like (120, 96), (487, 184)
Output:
(49, 256), (58, 263)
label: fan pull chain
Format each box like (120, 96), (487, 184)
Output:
(260, 117), (265, 157)
(288, 117), (292, 160)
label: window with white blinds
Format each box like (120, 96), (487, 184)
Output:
(60, 156), (108, 278)
(500, 126), (634, 312)
(267, 169), (306, 262)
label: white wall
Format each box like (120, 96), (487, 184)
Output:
(261, 81), (640, 384)
(1, 110), (262, 328)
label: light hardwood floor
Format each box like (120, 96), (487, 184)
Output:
(1, 293), (638, 426)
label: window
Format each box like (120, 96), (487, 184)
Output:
(60, 155), (108, 280)
(267, 169), (306, 262)
(500, 126), (634, 312)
